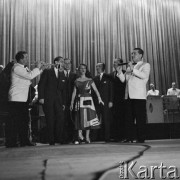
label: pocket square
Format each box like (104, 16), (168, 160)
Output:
(62, 80), (65, 82)
(103, 81), (107, 83)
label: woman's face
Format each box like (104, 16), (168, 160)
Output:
(79, 65), (87, 75)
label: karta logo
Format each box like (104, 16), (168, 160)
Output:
(119, 161), (179, 179)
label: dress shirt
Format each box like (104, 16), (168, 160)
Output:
(9, 63), (41, 102)
(147, 89), (159, 96)
(54, 67), (59, 78)
(99, 72), (104, 81)
(167, 88), (180, 97)
(64, 70), (70, 78)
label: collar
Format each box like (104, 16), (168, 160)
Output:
(64, 69), (70, 73)
(16, 63), (25, 68)
(100, 72), (104, 76)
(136, 60), (143, 65)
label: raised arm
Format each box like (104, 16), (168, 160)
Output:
(116, 66), (125, 83)
(14, 66), (41, 80)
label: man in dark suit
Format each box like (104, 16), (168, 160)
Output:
(109, 58), (126, 142)
(38, 56), (66, 145)
(93, 63), (113, 142)
(63, 58), (77, 143)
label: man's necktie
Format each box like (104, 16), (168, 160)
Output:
(99, 75), (101, 81)
(100, 74), (103, 81)
(66, 70), (69, 78)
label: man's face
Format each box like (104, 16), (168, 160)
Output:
(96, 64), (103, 74)
(172, 83), (176, 89)
(21, 53), (28, 65)
(55, 58), (64, 71)
(64, 59), (71, 70)
(150, 84), (154, 89)
(113, 60), (119, 70)
(131, 50), (142, 63)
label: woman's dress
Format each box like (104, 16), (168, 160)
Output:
(74, 79), (100, 130)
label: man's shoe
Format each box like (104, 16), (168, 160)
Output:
(6, 144), (19, 148)
(105, 140), (110, 143)
(60, 141), (69, 145)
(26, 142), (36, 146)
(49, 142), (55, 145)
(121, 139), (133, 143)
(20, 142), (36, 147)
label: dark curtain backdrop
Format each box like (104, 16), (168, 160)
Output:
(0, 0), (180, 94)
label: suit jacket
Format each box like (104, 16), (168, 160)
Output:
(93, 73), (113, 106)
(9, 63), (41, 102)
(126, 61), (150, 100)
(109, 70), (126, 103)
(38, 68), (66, 105)
(63, 70), (77, 106)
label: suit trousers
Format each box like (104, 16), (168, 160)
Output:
(43, 98), (64, 144)
(125, 98), (147, 141)
(111, 100), (126, 141)
(63, 107), (75, 142)
(6, 101), (30, 146)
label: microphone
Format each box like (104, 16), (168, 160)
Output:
(118, 62), (137, 66)
(118, 62), (128, 66)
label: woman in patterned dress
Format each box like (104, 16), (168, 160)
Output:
(70, 64), (104, 144)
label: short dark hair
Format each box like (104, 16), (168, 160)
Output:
(53, 56), (63, 64)
(114, 58), (123, 64)
(97, 62), (105, 71)
(15, 51), (27, 62)
(78, 63), (87, 70)
(134, 48), (144, 57)
(78, 63), (92, 78)
(64, 58), (72, 63)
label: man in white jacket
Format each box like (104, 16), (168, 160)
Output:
(117, 48), (150, 143)
(6, 51), (44, 148)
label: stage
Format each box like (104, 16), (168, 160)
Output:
(0, 139), (180, 180)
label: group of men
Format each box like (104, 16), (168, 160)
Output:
(147, 82), (180, 97)
(38, 57), (77, 145)
(5, 47), (151, 148)
(5, 53), (77, 147)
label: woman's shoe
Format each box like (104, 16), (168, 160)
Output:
(85, 138), (91, 144)
(79, 138), (85, 143)
(74, 141), (80, 145)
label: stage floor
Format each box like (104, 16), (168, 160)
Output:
(0, 140), (180, 180)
